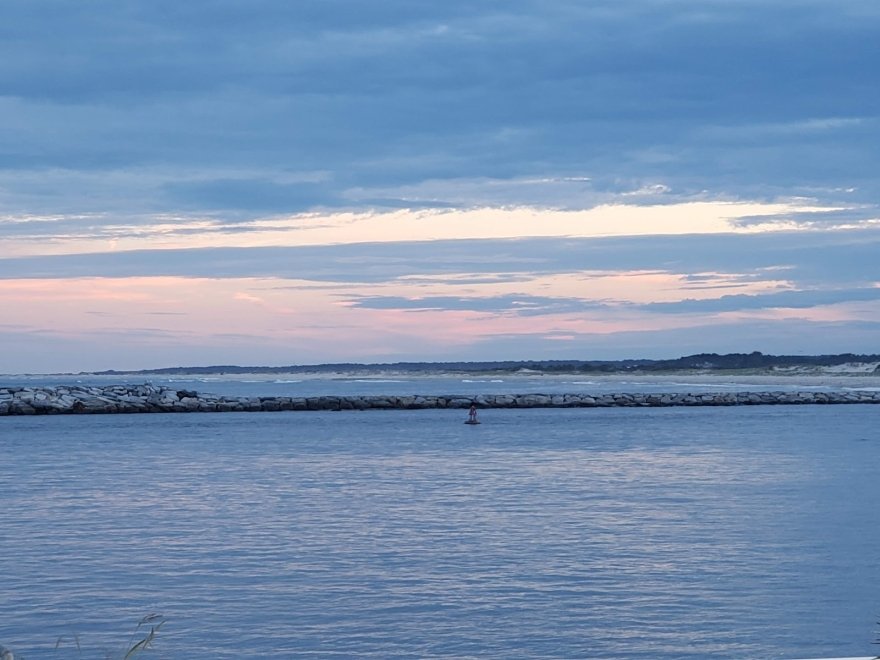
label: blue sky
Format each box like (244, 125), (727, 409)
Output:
(1, 0), (879, 372)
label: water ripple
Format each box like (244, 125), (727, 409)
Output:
(1, 406), (878, 658)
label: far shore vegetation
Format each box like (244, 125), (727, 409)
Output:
(81, 351), (880, 377)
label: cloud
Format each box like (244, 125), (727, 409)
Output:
(732, 207), (880, 230)
(1, 228), (878, 287)
(346, 293), (611, 315)
(0, 200), (861, 265)
(644, 287), (880, 314)
(0, 1), (878, 216)
(163, 178), (337, 212)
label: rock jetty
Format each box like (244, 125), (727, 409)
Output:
(1, 384), (879, 416)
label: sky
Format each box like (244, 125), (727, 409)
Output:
(2, 0), (879, 373)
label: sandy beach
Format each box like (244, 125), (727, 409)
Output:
(548, 372), (880, 389)
(97, 368), (880, 391)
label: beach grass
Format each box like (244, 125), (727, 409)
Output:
(1, 613), (166, 659)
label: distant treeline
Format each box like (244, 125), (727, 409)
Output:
(91, 352), (880, 376)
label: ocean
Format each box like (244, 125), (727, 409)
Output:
(1, 375), (879, 659)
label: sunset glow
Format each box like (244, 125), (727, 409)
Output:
(2, 1), (879, 372)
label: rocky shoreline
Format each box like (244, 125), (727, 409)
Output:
(2, 384), (880, 415)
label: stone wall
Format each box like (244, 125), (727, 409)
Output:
(1, 384), (879, 415)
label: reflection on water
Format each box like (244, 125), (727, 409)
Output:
(1, 406), (878, 659)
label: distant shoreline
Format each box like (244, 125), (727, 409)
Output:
(5, 370), (880, 391)
(7, 352), (878, 380)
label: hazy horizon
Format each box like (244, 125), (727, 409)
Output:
(7, 350), (880, 378)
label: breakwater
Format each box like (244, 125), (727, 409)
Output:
(2, 384), (880, 415)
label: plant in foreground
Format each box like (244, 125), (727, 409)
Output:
(0, 613), (166, 660)
(120, 613), (166, 660)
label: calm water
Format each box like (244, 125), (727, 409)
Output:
(1, 404), (879, 658)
